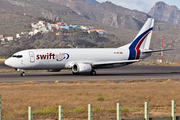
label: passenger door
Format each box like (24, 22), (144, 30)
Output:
(29, 51), (35, 63)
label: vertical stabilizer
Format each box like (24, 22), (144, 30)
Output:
(128, 18), (154, 60)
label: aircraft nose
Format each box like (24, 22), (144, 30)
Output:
(4, 58), (11, 67)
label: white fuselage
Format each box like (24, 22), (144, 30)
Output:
(5, 47), (151, 70)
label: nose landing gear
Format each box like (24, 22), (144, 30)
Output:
(16, 69), (26, 77)
(20, 72), (26, 77)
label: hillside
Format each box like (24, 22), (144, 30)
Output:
(0, 30), (124, 57)
(0, 8), (37, 37)
(148, 2), (180, 24)
(0, 0), (139, 39)
(84, 0), (99, 5)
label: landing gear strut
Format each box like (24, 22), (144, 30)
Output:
(16, 69), (26, 77)
(90, 69), (96, 75)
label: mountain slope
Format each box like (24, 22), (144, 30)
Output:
(48, 0), (180, 31)
(148, 2), (180, 24)
(0, 8), (37, 37)
(84, 0), (99, 5)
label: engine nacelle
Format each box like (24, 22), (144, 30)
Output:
(72, 63), (92, 73)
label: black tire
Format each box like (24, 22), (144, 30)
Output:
(90, 70), (96, 75)
(21, 72), (25, 77)
(72, 72), (79, 75)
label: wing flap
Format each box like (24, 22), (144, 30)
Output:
(92, 60), (140, 66)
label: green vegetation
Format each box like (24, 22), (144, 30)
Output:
(131, 107), (142, 112)
(34, 106), (58, 115)
(122, 106), (130, 112)
(97, 96), (105, 101)
(107, 107), (116, 113)
(93, 106), (102, 112)
(74, 107), (85, 113)
(2, 112), (15, 120)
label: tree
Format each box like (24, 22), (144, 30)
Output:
(90, 31), (99, 42)
(4, 39), (8, 42)
(61, 29), (68, 35)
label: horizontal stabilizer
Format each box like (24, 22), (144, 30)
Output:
(92, 60), (140, 66)
(142, 48), (174, 53)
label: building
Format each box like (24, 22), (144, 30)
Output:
(61, 26), (73, 30)
(6, 37), (13, 41)
(80, 26), (94, 30)
(0, 35), (4, 39)
(87, 29), (108, 35)
(96, 29), (108, 35)
(16, 34), (20, 39)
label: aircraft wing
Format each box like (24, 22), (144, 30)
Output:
(142, 48), (174, 53)
(92, 59), (140, 66)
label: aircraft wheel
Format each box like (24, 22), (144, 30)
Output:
(90, 70), (96, 75)
(21, 72), (26, 77)
(72, 72), (79, 75)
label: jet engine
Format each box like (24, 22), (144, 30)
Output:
(72, 63), (92, 73)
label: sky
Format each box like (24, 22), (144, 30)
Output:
(96, 0), (180, 13)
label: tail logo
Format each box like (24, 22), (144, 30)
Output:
(128, 27), (153, 60)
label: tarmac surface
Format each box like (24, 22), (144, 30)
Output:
(0, 63), (180, 83)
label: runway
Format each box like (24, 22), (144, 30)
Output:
(0, 63), (180, 83)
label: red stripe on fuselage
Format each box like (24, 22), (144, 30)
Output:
(135, 32), (151, 59)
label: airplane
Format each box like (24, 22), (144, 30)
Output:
(4, 18), (172, 76)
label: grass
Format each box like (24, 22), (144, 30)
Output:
(93, 106), (102, 112)
(134, 61), (180, 66)
(97, 96), (105, 101)
(34, 106), (58, 115)
(0, 59), (6, 63)
(122, 106), (130, 112)
(0, 80), (179, 119)
(74, 107), (85, 113)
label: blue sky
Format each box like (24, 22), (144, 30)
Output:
(96, 0), (180, 13)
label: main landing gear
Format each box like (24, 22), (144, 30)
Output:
(90, 69), (96, 75)
(72, 69), (96, 75)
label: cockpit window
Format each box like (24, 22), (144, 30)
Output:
(11, 55), (23, 58)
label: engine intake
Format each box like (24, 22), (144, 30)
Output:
(72, 63), (92, 73)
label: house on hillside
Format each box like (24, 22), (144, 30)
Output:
(87, 29), (108, 35)
(0, 35), (4, 42)
(6, 37), (13, 41)
(57, 22), (64, 26)
(61, 26), (73, 30)
(31, 23), (38, 29)
(96, 29), (108, 35)
(80, 26), (94, 30)
(70, 25), (78, 29)
(0, 35), (4, 39)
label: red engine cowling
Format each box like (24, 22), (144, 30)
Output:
(72, 63), (92, 73)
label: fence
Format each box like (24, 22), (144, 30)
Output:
(0, 94), (179, 120)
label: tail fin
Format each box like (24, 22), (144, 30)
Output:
(128, 18), (154, 60)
